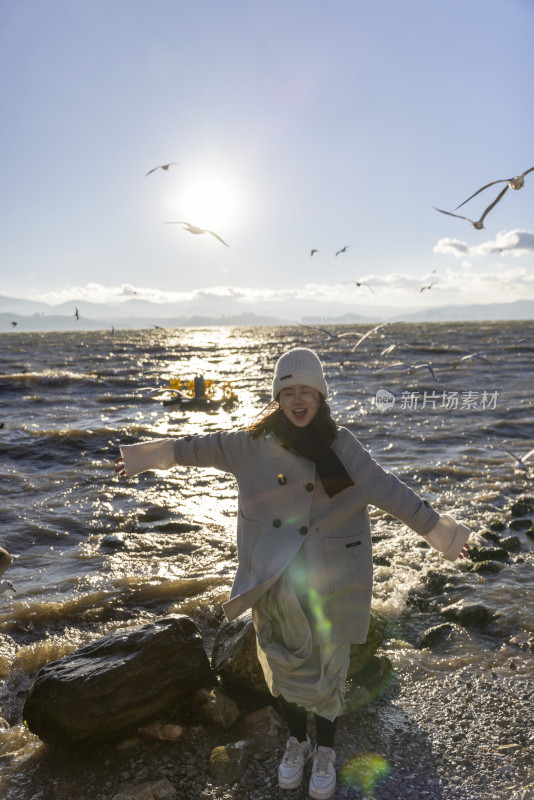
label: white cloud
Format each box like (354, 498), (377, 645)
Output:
(23, 266), (534, 312)
(433, 229), (534, 258)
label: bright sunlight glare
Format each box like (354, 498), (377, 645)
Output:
(166, 165), (249, 236)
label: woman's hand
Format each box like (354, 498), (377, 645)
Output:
(458, 543), (470, 560)
(114, 456), (127, 477)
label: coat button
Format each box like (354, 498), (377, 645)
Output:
(273, 519), (282, 528)
(299, 526), (308, 535)
(305, 482), (314, 492)
(278, 474), (287, 485)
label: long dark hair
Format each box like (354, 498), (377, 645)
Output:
(247, 396), (338, 439)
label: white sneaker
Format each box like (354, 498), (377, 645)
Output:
(309, 746), (336, 800)
(278, 735), (311, 790)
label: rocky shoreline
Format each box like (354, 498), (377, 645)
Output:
(2, 496), (534, 800)
(10, 667), (533, 800)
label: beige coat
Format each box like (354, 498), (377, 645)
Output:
(120, 427), (469, 643)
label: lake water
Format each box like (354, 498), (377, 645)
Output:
(1, 321), (533, 792)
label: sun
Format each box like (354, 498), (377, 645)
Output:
(167, 165), (248, 235)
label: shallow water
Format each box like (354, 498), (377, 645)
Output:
(1, 321), (533, 787)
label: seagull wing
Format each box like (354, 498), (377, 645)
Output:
(377, 361), (408, 372)
(164, 221), (202, 233)
(478, 185), (509, 225)
(351, 323), (388, 352)
(521, 167), (534, 179)
(434, 207), (475, 224)
(419, 363), (437, 380)
(455, 179), (508, 209)
(499, 446), (522, 464)
(522, 448), (534, 463)
(206, 229), (229, 247)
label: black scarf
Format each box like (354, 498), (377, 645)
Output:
(271, 412), (354, 498)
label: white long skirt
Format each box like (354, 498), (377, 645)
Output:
(251, 569), (350, 722)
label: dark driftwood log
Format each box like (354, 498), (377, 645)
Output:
(23, 615), (212, 750)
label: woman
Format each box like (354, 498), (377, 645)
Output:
(115, 347), (470, 800)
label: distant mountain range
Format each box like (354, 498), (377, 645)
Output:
(1, 294), (533, 331)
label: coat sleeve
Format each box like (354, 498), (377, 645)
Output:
(350, 443), (439, 534)
(341, 432), (470, 562)
(119, 431), (248, 478)
(424, 514), (470, 561)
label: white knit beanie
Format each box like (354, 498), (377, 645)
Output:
(272, 348), (328, 400)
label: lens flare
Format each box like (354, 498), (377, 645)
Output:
(308, 587), (332, 639)
(340, 751), (391, 796)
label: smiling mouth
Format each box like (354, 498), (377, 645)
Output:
(293, 408), (308, 418)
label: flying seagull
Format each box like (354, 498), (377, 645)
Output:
(350, 323), (390, 352)
(378, 361), (437, 381)
(455, 167), (534, 210)
(335, 245), (350, 257)
(496, 445), (534, 471)
(310, 249), (318, 256)
(164, 221), (229, 247)
(10, 321), (17, 327)
(145, 162), (181, 176)
(434, 185), (508, 229)
(343, 280), (375, 293)
(419, 282), (437, 293)
(451, 353), (492, 370)
(0, 546), (16, 595)
(74, 307), (79, 320)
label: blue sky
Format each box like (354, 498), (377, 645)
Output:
(1, 0), (533, 317)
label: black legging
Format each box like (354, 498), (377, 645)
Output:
(278, 695), (338, 749)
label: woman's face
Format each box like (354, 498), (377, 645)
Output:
(278, 384), (321, 427)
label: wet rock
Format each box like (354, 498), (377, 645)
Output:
(347, 612), (385, 680)
(526, 528), (534, 540)
(211, 613), (269, 696)
(509, 519), (532, 531)
(101, 532), (128, 550)
(423, 570), (449, 595)
(468, 545), (508, 563)
(489, 519), (506, 532)
(138, 506), (170, 523)
(238, 705), (284, 738)
(111, 778), (177, 800)
(440, 602), (495, 629)
(23, 616), (212, 750)
(509, 500), (533, 517)
(349, 654), (393, 687)
(212, 610), (385, 701)
(500, 535), (521, 550)
(468, 560), (505, 575)
(157, 521), (201, 533)
(194, 687), (241, 729)
(210, 740), (254, 784)
(406, 587), (431, 611)
(419, 623), (458, 649)
(481, 530), (503, 544)
(374, 555), (391, 566)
